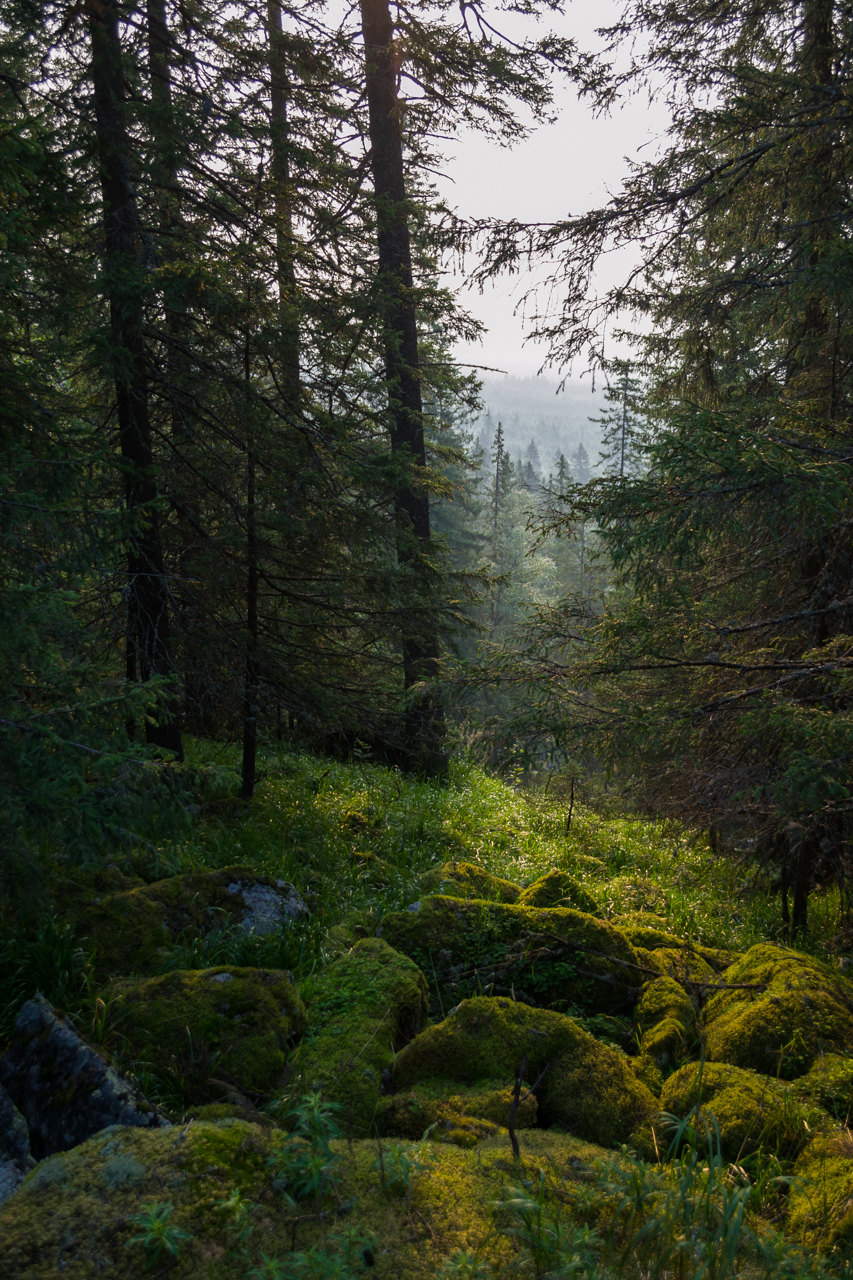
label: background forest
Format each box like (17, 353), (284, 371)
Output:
(4, 0), (853, 938)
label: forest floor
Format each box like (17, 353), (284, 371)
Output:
(1, 744), (852, 1279)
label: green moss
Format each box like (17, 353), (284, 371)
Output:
(631, 1055), (664, 1097)
(420, 861), (521, 902)
(657, 1061), (828, 1161)
(300, 937), (429, 1138)
(185, 1103), (245, 1122)
(704, 944), (853, 1078)
(393, 996), (655, 1148)
(377, 1078), (538, 1141)
(380, 897), (642, 1015)
(80, 866), (301, 977)
(0, 1109), (612, 1278)
(635, 976), (695, 1068)
(326, 908), (379, 951)
(787, 1130), (853, 1248)
(794, 1052), (853, 1121)
(517, 870), (602, 916)
(107, 967), (305, 1102)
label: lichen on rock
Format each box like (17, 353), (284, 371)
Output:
(299, 937), (429, 1138)
(380, 897), (643, 1015)
(0, 1083), (34, 1205)
(106, 967), (306, 1103)
(703, 944), (853, 1078)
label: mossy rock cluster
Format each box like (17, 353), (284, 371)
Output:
(79, 866), (307, 978)
(379, 896), (642, 1015)
(106, 967), (306, 1102)
(299, 937), (429, 1137)
(0, 1115), (607, 1279)
(393, 996), (656, 1149)
(704, 944), (853, 1078)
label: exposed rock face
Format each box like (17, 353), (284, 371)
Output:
(0, 1084), (34, 1205)
(0, 995), (168, 1159)
(226, 878), (307, 934)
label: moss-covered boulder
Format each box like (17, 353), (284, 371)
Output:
(80, 866), (308, 977)
(787, 1129), (853, 1248)
(107, 967), (305, 1103)
(636, 976), (696, 1068)
(618, 924), (733, 973)
(300, 937), (429, 1138)
(376, 1078), (537, 1146)
(517, 870), (602, 916)
(704, 945), (853, 1078)
(650, 947), (716, 986)
(657, 1061), (827, 1160)
(794, 1052), (853, 1121)
(420, 861), (521, 902)
(0, 1117), (608, 1279)
(393, 996), (656, 1148)
(380, 897), (642, 1015)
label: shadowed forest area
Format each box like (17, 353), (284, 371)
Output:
(4, 0), (853, 1274)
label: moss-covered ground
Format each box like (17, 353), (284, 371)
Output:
(4, 739), (853, 1277)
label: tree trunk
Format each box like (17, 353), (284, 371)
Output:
(240, 424), (259, 800)
(89, 0), (183, 758)
(268, 0), (300, 405)
(359, 0), (446, 776)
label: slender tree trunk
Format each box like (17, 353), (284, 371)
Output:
(359, 0), (446, 776)
(268, 0), (300, 405)
(240, 417), (259, 799)
(89, 0), (183, 758)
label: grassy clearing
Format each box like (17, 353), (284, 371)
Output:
(166, 739), (839, 965)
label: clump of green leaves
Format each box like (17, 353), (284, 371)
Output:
(126, 1201), (192, 1269)
(267, 1092), (342, 1208)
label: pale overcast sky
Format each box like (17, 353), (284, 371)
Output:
(435, 0), (669, 381)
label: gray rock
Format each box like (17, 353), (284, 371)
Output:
(0, 994), (169, 1159)
(0, 1081), (34, 1204)
(227, 878), (308, 934)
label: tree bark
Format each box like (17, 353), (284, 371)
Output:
(359, 0), (446, 776)
(88, 0), (183, 758)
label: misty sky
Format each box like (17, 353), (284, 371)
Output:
(436, 0), (669, 383)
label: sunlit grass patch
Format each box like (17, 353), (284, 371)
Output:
(167, 740), (840, 964)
